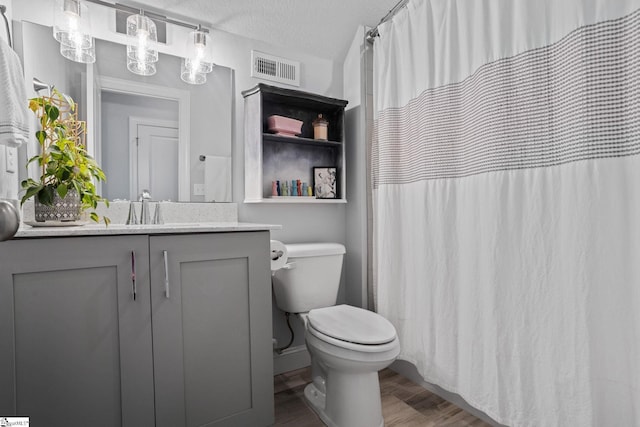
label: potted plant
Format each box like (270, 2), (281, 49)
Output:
(20, 89), (110, 225)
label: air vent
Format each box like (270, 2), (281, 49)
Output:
(251, 51), (300, 87)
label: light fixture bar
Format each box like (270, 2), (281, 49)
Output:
(84, 0), (209, 33)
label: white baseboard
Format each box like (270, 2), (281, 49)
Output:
(273, 345), (310, 375)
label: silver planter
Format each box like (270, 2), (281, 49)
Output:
(34, 189), (81, 222)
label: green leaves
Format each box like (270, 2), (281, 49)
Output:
(26, 154), (41, 166)
(24, 89), (111, 226)
(20, 179), (43, 206)
(35, 130), (47, 145)
(56, 183), (68, 199)
(44, 104), (59, 123)
(37, 185), (55, 205)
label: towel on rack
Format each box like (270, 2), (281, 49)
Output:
(0, 39), (29, 148)
(204, 155), (231, 202)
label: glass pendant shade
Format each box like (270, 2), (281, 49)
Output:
(127, 44), (159, 64)
(60, 42), (96, 64)
(127, 58), (157, 76)
(181, 60), (207, 85)
(184, 30), (214, 74)
(53, 0), (92, 49)
(126, 14), (158, 63)
(184, 57), (214, 74)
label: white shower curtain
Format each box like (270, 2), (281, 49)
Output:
(372, 1), (640, 426)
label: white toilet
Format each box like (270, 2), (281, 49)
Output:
(272, 243), (400, 427)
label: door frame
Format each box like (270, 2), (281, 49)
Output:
(94, 76), (190, 201)
(129, 118), (179, 201)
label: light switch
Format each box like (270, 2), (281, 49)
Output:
(193, 183), (205, 196)
(5, 146), (17, 173)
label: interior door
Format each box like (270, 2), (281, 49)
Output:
(134, 123), (179, 201)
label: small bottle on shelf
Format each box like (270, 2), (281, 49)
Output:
(312, 114), (328, 140)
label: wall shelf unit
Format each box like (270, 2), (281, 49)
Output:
(243, 84), (348, 203)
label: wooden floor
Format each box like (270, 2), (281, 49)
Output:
(274, 367), (492, 426)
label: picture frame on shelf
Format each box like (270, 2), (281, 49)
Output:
(313, 167), (338, 199)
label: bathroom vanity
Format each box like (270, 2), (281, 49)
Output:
(0, 223), (276, 427)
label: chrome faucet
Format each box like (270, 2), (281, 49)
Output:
(126, 201), (138, 225)
(139, 190), (152, 224)
(153, 202), (164, 225)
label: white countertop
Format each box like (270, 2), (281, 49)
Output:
(14, 222), (281, 238)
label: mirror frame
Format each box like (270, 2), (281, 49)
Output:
(92, 74), (190, 200)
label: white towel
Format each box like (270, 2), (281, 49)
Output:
(204, 155), (231, 202)
(0, 39), (29, 148)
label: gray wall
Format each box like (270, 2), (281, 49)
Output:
(344, 26), (371, 310)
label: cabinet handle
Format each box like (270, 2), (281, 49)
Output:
(131, 250), (137, 301)
(163, 250), (170, 298)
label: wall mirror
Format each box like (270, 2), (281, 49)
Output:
(15, 21), (234, 202)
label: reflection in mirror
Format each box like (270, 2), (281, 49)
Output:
(99, 89), (180, 201)
(15, 21), (233, 202)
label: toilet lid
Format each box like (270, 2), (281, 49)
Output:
(307, 305), (397, 345)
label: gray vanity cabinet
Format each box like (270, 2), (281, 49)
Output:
(0, 236), (155, 427)
(0, 231), (274, 427)
(150, 232), (273, 427)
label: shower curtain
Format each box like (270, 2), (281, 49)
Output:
(371, 0), (640, 426)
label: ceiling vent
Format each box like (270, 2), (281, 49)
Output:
(251, 50), (300, 87)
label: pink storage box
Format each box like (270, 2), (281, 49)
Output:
(267, 115), (303, 137)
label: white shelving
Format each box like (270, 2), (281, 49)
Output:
(242, 84), (348, 203)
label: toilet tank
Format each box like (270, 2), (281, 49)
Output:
(272, 243), (345, 313)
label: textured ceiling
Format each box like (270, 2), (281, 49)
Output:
(127, 0), (400, 61)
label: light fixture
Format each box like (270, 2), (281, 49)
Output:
(126, 12), (158, 73)
(183, 28), (214, 73)
(54, 0), (217, 83)
(53, 0), (95, 63)
(127, 57), (157, 76)
(60, 43), (96, 64)
(180, 28), (214, 85)
(180, 61), (207, 85)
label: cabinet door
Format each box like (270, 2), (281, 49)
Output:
(0, 236), (155, 427)
(150, 232), (273, 427)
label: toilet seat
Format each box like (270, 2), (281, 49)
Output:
(307, 305), (397, 346)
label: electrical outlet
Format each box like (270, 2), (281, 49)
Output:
(5, 146), (17, 173)
(193, 183), (205, 196)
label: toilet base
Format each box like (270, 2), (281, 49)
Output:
(303, 374), (385, 427)
(304, 383), (331, 425)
